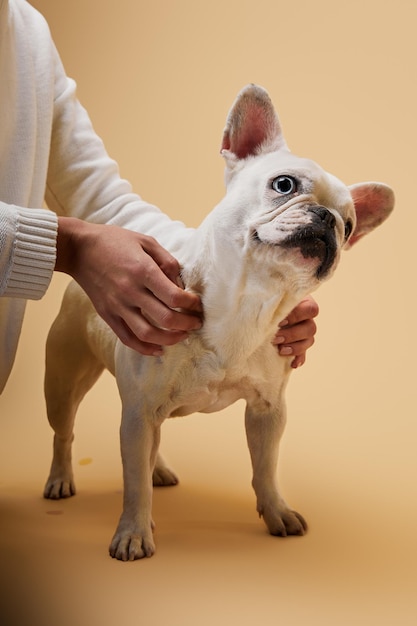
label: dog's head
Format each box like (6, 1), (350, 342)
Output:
(218, 84), (394, 289)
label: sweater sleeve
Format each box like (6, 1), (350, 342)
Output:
(44, 45), (194, 260)
(0, 203), (58, 300)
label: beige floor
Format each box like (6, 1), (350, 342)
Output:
(1, 282), (416, 626)
(2, 1), (417, 624)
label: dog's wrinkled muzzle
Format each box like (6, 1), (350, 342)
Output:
(281, 206), (338, 279)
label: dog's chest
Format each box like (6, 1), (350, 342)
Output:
(161, 350), (239, 418)
(170, 384), (241, 417)
(159, 342), (286, 419)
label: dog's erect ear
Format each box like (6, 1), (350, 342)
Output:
(221, 84), (287, 165)
(346, 182), (394, 248)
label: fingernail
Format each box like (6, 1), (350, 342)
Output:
(279, 319), (289, 327)
(274, 335), (286, 345)
(152, 348), (164, 357)
(279, 346), (293, 356)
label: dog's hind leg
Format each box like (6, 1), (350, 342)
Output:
(152, 451), (179, 486)
(43, 289), (105, 500)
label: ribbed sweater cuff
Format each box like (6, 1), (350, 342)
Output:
(4, 207), (58, 300)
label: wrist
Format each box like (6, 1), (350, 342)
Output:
(55, 216), (90, 278)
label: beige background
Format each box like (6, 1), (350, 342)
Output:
(1, 1), (416, 624)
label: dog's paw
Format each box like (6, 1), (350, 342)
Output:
(260, 505), (307, 537)
(109, 527), (155, 561)
(152, 465), (179, 487)
(43, 476), (76, 499)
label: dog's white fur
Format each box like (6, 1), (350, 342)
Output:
(44, 85), (394, 561)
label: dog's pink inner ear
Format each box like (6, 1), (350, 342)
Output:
(348, 182), (394, 246)
(223, 107), (276, 159)
(221, 85), (285, 160)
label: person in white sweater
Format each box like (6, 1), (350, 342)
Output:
(0, 0), (318, 393)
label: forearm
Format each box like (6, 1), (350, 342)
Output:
(46, 46), (194, 258)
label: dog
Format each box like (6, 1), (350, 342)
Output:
(43, 84), (394, 561)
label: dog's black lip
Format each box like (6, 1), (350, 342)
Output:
(253, 206), (338, 279)
(252, 226), (336, 279)
(282, 227), (337, 279)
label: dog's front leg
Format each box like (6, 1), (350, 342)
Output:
(245, 401), (307, 537)
(109, 409), (160, 561)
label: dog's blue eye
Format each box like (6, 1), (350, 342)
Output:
(272, 176), (297, 195)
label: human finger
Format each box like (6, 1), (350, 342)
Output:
(277, 335), (315, 358)
(139, 235), (203, 313)
(290, 354), (305, 369)
(139, 234), (183, 284)
(129, 284), (203, 333)
(273, 318), (317, 348)
(272, 296), (318, 370)
(104, 311), (190, 356)
(278, 295), (319, 329)
(137, 254), (203, 319)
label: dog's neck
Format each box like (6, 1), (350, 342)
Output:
(181, 215), (307, 367)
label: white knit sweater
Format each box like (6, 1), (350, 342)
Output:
(0, 0), (192, 391)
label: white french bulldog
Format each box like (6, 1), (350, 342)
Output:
(43, 84), (394, 561)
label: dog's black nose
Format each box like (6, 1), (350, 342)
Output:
(308, 206), (336, 229)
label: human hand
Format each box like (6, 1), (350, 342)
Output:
(272, 295), (319, 368)
(56, 218), (203, 355)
